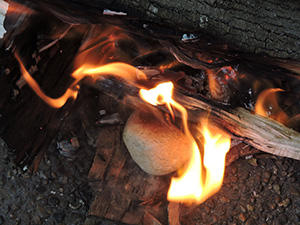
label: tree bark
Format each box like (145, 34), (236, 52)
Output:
(19, 0), (300, 59)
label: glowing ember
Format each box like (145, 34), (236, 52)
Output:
(140, 81), (231, 204)
(255, 88), (288, 124)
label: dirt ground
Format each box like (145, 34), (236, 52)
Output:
(0, 90), (299, 225)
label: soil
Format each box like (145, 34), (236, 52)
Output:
(0, 90), (299, 225)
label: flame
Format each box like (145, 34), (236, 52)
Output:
(139, 81), (231, 204)
(15, 53), (147, 108)
(201, 123), (231, 199)
(168, 121), (231, 204)
(16, 43), (230, 204)
(15, 54), (79, 108)
(255, 88), (288, 124)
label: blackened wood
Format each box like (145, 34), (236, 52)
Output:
(0, 16), (86, 165)
(18, 0), (300, 59)
(88, 124), (170, 225)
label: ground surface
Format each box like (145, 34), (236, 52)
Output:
(0, 92), (299, 224)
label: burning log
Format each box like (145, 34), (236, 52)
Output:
(88, 77), (300, 161)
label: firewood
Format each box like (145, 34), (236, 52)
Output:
(90, 79), (300, 161)
(123, 110), (193, 175)
(18, 0), (300, 59)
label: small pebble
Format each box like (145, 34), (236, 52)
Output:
(220, 196), (230, 203)
(248, 158), (257, 167)
(246, 204), (254, 212)
(273, 184), (281, 194)
(268, 202), (276, 210)
(278, 198), (290, 208)
(99, 109), (106, 116)
(240, 205), (246, 213)
(262, 171), (271, 183)
(238, 213), (247, 222)
(71, 137), (80, 149)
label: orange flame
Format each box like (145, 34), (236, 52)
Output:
(15, 54), (79, 108)
(16, 48), (230, 204)
(167, 121), (230, 204)
(255, 88), (288, 124)
(139, 81), (231, 204)
(15, 53), (147, 108)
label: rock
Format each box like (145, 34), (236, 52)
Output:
(248, 158), (257, 167)
(220, 196), (230, 203)
(268, 202), (276, 210)
(262, 171), (271, 184)
(238, 213), (247, 222)
(123, 110), (193, 175)
(246, 204), (254, 212)
(278, 198), (290, 208)
(273, 184), (281, 194)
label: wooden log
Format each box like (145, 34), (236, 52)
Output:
(86, 94), (259, 225)
(17, 0), (300, 59)
(177, 94), (300, 160)
(89, 78), (300, 160)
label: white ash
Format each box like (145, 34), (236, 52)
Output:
(96, 113), (122, 125)
(0, 0), (8, 38)
(182, 33), (198, 41)
(103, 9), (127, 16)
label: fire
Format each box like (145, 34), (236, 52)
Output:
(139, 81), (231, 204)
(15, 54), (79, 108)
(201, 123), (231, 199)
(15, 53), (147, 108)
(255, 88), (288, 124)
(16, 50), (231, 204)
(167, 121), (231, 204)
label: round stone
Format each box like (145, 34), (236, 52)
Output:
(123, 110), (193, 175)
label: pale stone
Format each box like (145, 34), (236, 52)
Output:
(123, 110), (193, 175)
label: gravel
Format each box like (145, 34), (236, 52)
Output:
(0, 133), (299, 225)
(0, 137), (93, 225)
(181, 153), (300, 225)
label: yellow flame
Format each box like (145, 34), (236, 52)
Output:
(167, 141), (203, 202)
(16, 48), (231, 204)
(139, 81), (231, 204)
(255, 88), (288, 124)
(201, 123), (231, 199)
(168, 121), (230, 204)
(72, 62), (147, 87)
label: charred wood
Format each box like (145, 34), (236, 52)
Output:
(14, 0), (300, 59)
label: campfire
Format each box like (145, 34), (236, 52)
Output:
(0, 0), (300, 224)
